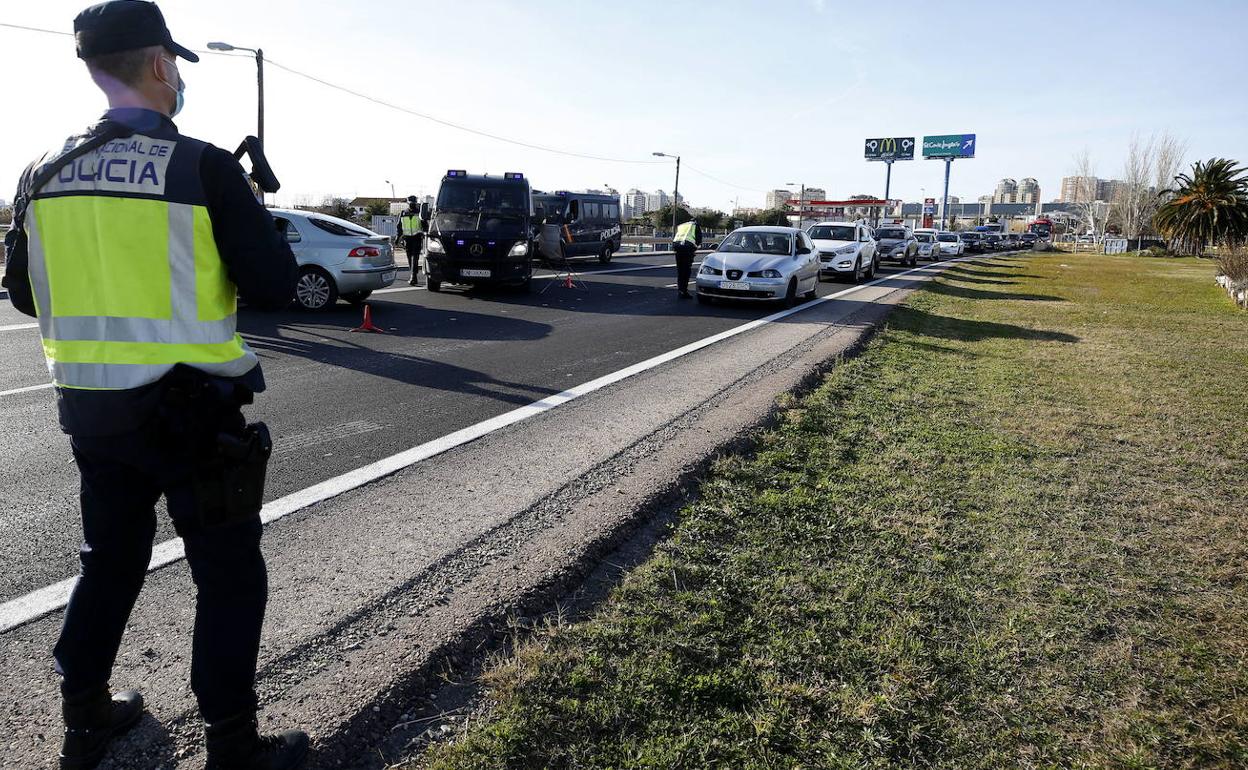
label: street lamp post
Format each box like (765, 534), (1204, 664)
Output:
(786, 182), (805, 230)
(386, 180), (396, 199)
(207, 41), (265, 146)
(652, 152), (680, 235)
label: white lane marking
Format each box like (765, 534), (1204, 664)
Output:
(0, 322), (39, 332)
(0, 382), (53, 397)
(0, 257), (966, 634)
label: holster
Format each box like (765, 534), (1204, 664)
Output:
(158, 366), (271, 530)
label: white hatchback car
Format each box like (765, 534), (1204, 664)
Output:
(936, 231), (965, 256)
(269, 208), (397, 310)
(807, 221), (878, 282)
(695, 226), (819, 305)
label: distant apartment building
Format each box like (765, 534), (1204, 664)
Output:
(765, 189), (792, 209)
(1017, 178), (1040, 204)
(1060, 175), (1122, 203)
(625, 189), (647, 219)
(992, 178), (1018, 204)
(645, 190), (670, 212)
(801, 187), (827, 201)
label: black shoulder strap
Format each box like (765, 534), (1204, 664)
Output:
(12, 121), (134, 233)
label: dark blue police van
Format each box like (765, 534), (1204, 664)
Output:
(533, 191), (622, 265)
(425, 170), (537, 293)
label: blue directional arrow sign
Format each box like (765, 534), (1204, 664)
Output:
(922, 134), (976, 159)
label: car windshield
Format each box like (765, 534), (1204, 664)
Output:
(916, 233), (935, 243)
(962, 233), (980, 240)
(307, 217), (373, 238)
(435, 182), (528, 232)
(877, 229), (905, 239)
(718, 231), (793, 255)
(807, 225), (856, 241)
(937, 234), (958, 242)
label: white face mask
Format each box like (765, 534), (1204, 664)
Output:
(156, 56), (186, 117)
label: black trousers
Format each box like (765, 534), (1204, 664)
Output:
(674, 243), (697, 293)
(54, 406), (268, 723)
(404, 235), (424, 275)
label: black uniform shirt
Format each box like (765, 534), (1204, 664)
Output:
(2, 108), (297, 436)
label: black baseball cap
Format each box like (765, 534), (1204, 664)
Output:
(74, 0), (199, 63)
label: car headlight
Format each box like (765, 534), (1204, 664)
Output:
(508, 241), (529, 257)
(836, 245), (856, 255)
(699, 264), (718, 275)
(759, 269), (783, 279)
(427, 238), (445, 254)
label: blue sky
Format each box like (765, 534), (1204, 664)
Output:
(2, 0), (1245, 210)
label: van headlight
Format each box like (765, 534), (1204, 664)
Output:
(427, 238), (445, 254)
(508, 241), (530, 257)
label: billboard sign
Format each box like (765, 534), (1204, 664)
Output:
(923, 134), (976, 159)
(864, 137), (915, 162)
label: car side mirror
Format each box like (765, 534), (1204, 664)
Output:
(796, 245), (810, 255)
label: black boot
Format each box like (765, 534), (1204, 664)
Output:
(59, 686), (144, 770)
(205, 713), (309, 770)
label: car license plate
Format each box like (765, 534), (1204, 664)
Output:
(719, 281), (750, 291)
(461, 269), (491, 278)
(381, 270), (396, 283)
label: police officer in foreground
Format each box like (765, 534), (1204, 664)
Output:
(397, 195), (425, 286)
(672, 217), (702, 299)
(1, 2), (306, 768)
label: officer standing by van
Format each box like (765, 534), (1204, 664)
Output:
(672, 217), (702, 299)
(1, 2), (306, 768)
(398, 195), (426, 286)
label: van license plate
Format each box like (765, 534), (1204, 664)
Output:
(719, 281), (750, 291)
(461, 269), (491, 278)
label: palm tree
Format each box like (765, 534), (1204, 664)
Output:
(1154, 158), (1248, 255)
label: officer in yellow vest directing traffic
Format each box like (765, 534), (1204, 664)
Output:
(1, 2), (305, 768)
(398, 195), (426, 286)
(672, 218), (703, 299)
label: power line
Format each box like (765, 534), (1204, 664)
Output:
(1, 21), (762, 191)
(263, 58), (664, 166)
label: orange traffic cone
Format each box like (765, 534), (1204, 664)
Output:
(350, 303), (386, 333)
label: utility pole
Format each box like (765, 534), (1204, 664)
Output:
(787, 181), (806, 230)
(882, 161), (893, 228)
(652, 152), (681, 235)
(207, 41), (265, 146)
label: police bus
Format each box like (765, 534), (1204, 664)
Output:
(425, 170), (537, 293)
(532, 190), (622, 265)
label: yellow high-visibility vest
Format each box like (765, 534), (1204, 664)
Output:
(675, 221), (698, 245)
(401, 214), (423, 234)
(25, 131), (255, 391)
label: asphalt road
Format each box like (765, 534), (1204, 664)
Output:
(0, 252), (925, 604)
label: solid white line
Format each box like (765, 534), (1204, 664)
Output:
(0, 382), (53, 397)
(0, 257), (963, 634)
(0, 322), (39, 332)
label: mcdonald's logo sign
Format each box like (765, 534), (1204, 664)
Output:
(864, 136), (915, 162)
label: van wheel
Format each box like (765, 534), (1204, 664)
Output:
(342, 290), (372, 306)
(598, 244), (614, 265)
(295, 266), (338, 310)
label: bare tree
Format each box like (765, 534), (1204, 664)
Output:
(1150, 133), (1186, 233)
(1069, 148), (1106, 241)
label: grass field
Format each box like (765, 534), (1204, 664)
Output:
(413, 253), (1247, 769)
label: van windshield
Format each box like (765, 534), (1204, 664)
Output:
(435, 182), (528, 233)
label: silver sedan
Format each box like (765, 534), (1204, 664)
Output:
(269, 208), (397, 310)
(695, 226), (820, 306)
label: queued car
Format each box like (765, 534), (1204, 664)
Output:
(983, 233), (1005, 251)
(936, 231), (965, 256)
(874, 225), (919, 266)
(1020, 232), (1040, 247)
(807, 221), (878, 282)
(1003, 233), (1022, 249)
(271, 208), (397, 310)
(914, 231), (941, 260)
(959, 231), (987, 253)
(695, 226), (819, 306)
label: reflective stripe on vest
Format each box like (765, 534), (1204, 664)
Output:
(675, 221), (697, 244)
(401, 214), (422, 234)
(25, 138), (256, 391)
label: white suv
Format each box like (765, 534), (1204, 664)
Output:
(807, 221), (878, 282)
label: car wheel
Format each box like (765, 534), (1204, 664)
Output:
(783, 278), (798, 307)
(803, 279), (817, 299)
(426, 278), (442, 293)
(867, 258), (878, 279)
(295, 266), (338, 311)
(598, 243), (614, 265)
(342, 290), (372, 306)
(852, 258), (864, 283)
